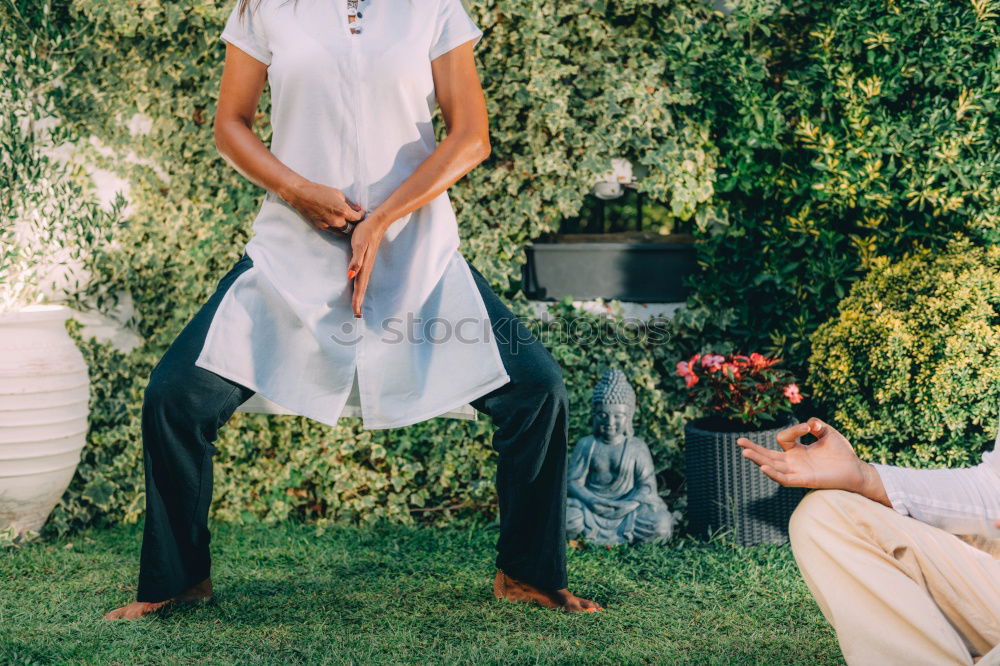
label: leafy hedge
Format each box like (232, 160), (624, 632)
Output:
(60, 305), (713, 533)
(697, 0), (1000, 370)
(2, 0), (746, 535)
(809, 239), (1000, 467)
(5, 0), (997, 534)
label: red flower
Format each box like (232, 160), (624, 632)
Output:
(784, 383), (803, 404)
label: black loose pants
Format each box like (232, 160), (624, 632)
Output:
(136, 252), (569, 602)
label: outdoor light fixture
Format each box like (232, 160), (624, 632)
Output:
(591, 157), (634, 200)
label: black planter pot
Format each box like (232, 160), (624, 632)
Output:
(522, 234), (697, 303)
(684, 415), (807, 546)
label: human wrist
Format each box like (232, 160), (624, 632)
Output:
(856, 462), (890, 506)
(275, 175), (311, 207)
(364, 209), (393, 232)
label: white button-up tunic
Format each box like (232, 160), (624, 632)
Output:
(196, 0), (511, 429)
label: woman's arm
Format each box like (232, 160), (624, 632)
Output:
(362, 40), (490, 233)
(871, 453), (1000, 538)
(214, 44), (363, 234)
(739, 417), (1000, 538)
(347, 38), (489, 317)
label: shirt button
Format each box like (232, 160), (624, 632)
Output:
(357, 11), (363, 17)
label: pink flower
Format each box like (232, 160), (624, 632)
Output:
(784, 383), (803, 404)
(701, 354), (725, 371)
(677, 358), (701, 387)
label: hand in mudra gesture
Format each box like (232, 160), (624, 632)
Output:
(346, 213), (386, 319)
(288, 182), (365, 235)
(737, 417), (888, 503)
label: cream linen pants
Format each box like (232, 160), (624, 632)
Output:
(789, 489), (1000, 665)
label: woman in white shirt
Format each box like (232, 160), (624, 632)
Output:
(737, 415), (1000, 664)
(104, 0), (601, 619)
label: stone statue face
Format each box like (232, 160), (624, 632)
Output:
(593, 403), (631, 443)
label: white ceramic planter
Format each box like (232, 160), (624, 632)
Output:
(0, 304), (89, 535)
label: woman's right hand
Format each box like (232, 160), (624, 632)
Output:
(284, 181), (366, 234)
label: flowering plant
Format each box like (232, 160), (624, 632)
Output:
(676, 352), (803, 428)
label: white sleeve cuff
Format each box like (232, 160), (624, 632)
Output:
(429, 29), (483, 61)
(870, 463), (912, 517)
(220, 31), (272, 66)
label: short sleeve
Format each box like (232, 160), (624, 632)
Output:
(429, 0), (484, 61)
(220, 1), (272, 66)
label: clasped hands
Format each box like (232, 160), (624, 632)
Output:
(285, 181), (387, 318)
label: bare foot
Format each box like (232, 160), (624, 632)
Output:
(493, 570), (602, 613)
(103, 578), (213, 620)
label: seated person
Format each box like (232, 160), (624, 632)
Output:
(738, 415), (1000, 665)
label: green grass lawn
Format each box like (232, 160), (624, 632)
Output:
(1, 521), (842, 665)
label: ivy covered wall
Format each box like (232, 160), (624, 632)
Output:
(3, 0), (997, 534)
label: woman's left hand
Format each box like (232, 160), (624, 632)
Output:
(346, 210), (387, 318)
(737, 417), (891, 506)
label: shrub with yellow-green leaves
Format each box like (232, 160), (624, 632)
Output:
(697, 0), (1000, 371)
(809, 240), (1000, 467)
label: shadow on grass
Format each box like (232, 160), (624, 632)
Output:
(198, 577), (365, 627)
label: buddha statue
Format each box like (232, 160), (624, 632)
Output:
(567, 368), (674, 545)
